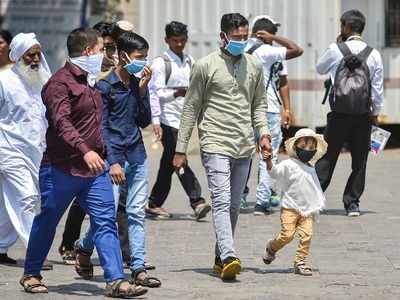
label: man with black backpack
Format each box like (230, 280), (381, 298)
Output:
(316, 9), (384, 217)
(147, 21), (211, 220)
(244, 15), (303, 216)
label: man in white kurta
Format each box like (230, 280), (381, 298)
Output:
(0, 33), (50, 264)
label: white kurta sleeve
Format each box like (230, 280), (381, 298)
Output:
(268, 162), (287, 181)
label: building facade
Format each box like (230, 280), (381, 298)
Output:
(1, 0), (399, 127)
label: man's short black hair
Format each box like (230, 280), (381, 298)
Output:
(165, 21), (188, 38)
(220, 13), (248, 34)
(93, 22), (113, 38)
(252, 18), (278, 34)
(341, 9), (366, 34)
(116, 31), (149, 54)
(67, 27), (100, 58)
(0, 29), (12, 45)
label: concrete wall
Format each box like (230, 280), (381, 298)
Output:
(1, 0), (84, 70)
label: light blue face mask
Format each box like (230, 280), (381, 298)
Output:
(223, 33), (248, 56)
(70, 53), (104, 86)
(124, 57), (147, 75)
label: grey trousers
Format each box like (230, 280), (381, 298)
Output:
(201, 152), (251, 261)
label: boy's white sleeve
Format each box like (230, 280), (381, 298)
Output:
(268, 162), (287, 181)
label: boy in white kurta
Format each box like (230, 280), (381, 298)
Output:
(262, 128), (327, 276)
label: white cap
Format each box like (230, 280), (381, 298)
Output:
(116, 20), (134, 32)
(251, 15), (281, 28)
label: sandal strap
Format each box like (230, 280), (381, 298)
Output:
(133, 269), (147, 280)
(20, 275), (47, 292)
(109, 279), (125, 296)
(138, 276), (160, 284)
(21, 274), (43, 282)
(108, 279), (137, 297)
(296, 262), (312, 271)
(108, 279), (148, 298)
(26, 283), (47, 290)
(134, 273), (161, 288)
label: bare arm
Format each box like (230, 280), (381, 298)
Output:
(255, 31), (303, 59)
(279, 75), (292, 128)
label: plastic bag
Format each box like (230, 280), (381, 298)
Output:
(370, 126), (391, 154)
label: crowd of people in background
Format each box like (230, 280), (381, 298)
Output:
(0, 8), (383, 298)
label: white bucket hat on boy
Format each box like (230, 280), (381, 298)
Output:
(285, 128), (328, 163)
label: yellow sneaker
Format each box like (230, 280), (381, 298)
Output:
(220, 257), (241, 281)
(213, 256), (223, 274)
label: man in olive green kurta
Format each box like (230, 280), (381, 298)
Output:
(173, 13), (271, 281)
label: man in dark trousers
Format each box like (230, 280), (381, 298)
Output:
(147, 21), (210, 220)
(315, 10), (383, 217)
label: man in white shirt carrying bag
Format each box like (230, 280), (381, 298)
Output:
(315, 10), (384, 217)
(148, 21), (211, 220)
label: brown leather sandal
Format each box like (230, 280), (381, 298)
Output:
(105, 279), (147, 298)
(132, 271), (161, 288)
(74, 241), (93, 280)
(20, 275), (48, 293)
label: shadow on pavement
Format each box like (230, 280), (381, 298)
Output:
(146, 213), (210, 222)
(49, 282), (107, 297)
(245, 267), (319, 274)
(322, 209), (376, 216)
(171, 267), (243, 283)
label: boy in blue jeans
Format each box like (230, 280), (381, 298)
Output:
(76, 31), (161, 288)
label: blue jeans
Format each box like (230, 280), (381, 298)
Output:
(256, 112), (282, 207)
(80, 159), (148, 274)
(24, 165), (124, 282)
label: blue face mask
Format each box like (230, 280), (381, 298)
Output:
(124, 57), (147, 75)
(223, 33), (248, 56)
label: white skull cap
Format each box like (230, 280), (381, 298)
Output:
(116, 20), (134, 32)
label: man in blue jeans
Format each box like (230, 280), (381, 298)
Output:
(76, 31), (161, 288)
(21, 28), (146, 298)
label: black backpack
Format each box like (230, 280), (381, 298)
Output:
(322, 42), (373, 114)
(246, 41), (283, 105)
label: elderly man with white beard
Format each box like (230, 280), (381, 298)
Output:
(0, 33), (51, 265)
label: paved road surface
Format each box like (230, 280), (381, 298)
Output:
(1, 133), (399, 299)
